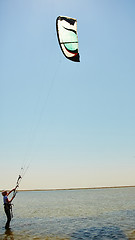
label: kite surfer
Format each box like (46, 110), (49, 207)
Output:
(2, 187), (17, 229)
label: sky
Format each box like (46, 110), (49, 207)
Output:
(0, 0), (135, 190)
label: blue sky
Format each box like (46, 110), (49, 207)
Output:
(0, 0), (135, 190)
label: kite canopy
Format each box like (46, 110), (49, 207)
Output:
(56, 16), (80, 62)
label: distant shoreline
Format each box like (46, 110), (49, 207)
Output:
(1, 185), (135, 192)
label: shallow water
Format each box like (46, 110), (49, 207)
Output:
(0, 188), (135, 239)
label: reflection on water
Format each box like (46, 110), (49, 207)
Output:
(71, 226), (128, 239)
(0, 188), (135, 239)
(3, 229), (14, 240)
(1, 231), (70, 240)
(0, 226), (133, 240)
(128, 230), (135, 240)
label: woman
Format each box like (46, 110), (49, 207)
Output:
(2, 188), (16, 229)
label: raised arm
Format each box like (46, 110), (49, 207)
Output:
(7, 188), (15, 196)
(8, 194), (15, 203)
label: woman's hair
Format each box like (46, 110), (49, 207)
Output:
(2, 191), (7, 196)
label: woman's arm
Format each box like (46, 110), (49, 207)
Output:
(8, 194), (15, 203)
(7, 188), (15, 196)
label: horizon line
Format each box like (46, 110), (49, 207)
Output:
(1, 185), (135, 192)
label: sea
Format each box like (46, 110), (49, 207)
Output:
(0, 187), (135, 240)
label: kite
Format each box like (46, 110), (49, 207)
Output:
(56, 16), (80, 62)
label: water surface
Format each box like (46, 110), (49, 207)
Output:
(0, 187), (135, 239)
